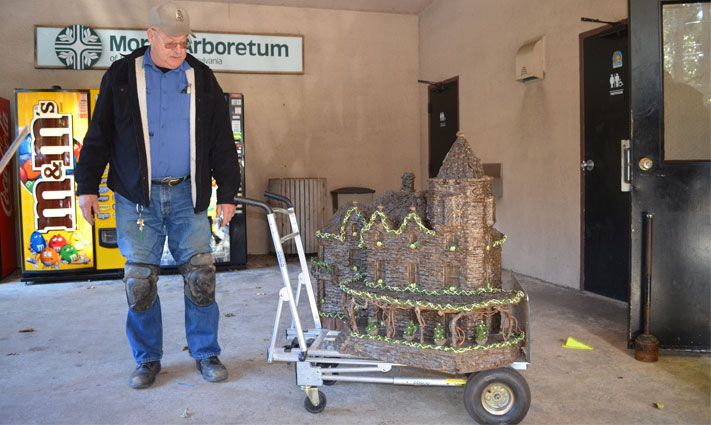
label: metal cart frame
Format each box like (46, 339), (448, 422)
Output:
(237, 193), (531, 422)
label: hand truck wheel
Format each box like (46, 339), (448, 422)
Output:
(304, 389), (327, 413)
(463, 368), (531, 424)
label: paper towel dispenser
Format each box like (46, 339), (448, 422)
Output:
(515, 37), (545, 82)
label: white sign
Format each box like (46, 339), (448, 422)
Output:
(35, 25), (303, 74)
(609, 72), (624, 96)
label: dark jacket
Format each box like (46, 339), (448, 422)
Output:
(75, 46), (239, 212)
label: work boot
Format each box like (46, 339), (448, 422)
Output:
(129, 361), (161, 389)
(196, 356), (228, 382)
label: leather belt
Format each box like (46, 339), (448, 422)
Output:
(151, 175), (190, 186)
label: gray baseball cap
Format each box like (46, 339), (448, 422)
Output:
(149, 3), (194, 37)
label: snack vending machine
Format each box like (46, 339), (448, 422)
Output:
(14, 89), (96, 281)
(89, 89), (126, 271)
(159, 92), (246, 269)
(0, 97), (17, 278)
(15, 89), (245, 282)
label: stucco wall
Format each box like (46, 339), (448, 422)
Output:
(0, 0), (420, 255)
(418, 0), (627, 288)
(1, 0), (633, 288)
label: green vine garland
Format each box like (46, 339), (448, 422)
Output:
(316, 206), (508, 254)
(339, 276), (525, 312)
(349, 331), (525, 353)
(360, 277), (511, 297)
(319, 311), (347, 320)
(487, 234), (507, 251)
(316, 207), (437, 249)
(310, 257), (333, 271)
(315, 207), (368, 241)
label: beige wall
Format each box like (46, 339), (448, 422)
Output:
(419, 0), (627, 288)
(1, 0), (632, 288)
(0, 0), (419, 255)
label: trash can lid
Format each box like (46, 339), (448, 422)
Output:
(330, 187), (375, 194)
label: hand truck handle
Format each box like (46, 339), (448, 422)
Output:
(234, 196), (273, 214)
(263, 191), (293, 209)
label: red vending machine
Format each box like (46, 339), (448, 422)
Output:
(0, 97), (17, 278)
(14, 89), (97, 282)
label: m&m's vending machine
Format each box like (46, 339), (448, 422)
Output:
(88, 89), (126, 272)
(14, 89), (96, 282)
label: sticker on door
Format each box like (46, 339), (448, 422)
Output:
(609, 72), (624, 96)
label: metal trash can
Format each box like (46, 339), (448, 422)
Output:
(330, 187), (375, 213)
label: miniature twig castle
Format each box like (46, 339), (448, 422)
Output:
(312, 134), (525, 373)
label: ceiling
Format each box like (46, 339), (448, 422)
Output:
(185, 0), (435, 15)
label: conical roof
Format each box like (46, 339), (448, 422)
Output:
(436, 134), (486, 179)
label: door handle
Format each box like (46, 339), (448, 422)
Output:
(581, 159), (595, 171)
(621, 139), (631, 192)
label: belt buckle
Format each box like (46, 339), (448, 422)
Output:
(167, 178), (179, 186)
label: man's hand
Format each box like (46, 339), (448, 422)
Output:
(78, 194), (100, 226)
(216, 203), (236, 226)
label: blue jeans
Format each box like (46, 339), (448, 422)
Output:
(115, 179), (221, 364)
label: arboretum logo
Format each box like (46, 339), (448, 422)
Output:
(54, 25), (103, 70)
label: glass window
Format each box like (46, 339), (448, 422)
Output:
(662, 2), (711, 161)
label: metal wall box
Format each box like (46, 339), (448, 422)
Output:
(515, 37), (545, 82)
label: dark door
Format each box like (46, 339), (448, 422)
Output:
(629, 0), (710, 350)
(580, 25), (631, 301)
(428, 78), (459, 177)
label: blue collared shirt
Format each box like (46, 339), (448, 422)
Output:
(143, 48), (192, 179)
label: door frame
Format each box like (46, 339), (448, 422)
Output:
(578, 21), (630, 293)
(427, 76), (460, 178)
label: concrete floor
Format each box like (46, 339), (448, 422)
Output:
(0, 262), (709, 424)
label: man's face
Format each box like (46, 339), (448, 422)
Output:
(147, 27), (188, 69)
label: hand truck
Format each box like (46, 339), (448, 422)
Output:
(236, 192), (531, 423)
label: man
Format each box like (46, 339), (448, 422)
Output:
(75, 3), (239, 389)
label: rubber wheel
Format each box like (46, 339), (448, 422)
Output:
(464, 368), (531, 424)
(304, 390), (327, 413)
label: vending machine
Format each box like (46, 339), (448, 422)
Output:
(0, 97), (17, 278)
(88, 89), (126, 271)
(223, 92), (247, 269)
(15, 89), (246, 282)
(14, 89), (97, 281)
(158, 92), (246, 269)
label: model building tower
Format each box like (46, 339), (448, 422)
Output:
(425, 134), (504, 290)
(313, 134), (506, 332)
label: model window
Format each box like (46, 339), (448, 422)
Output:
(445, 265), (461, 288)
(408, 262), (418, 284)
(317, 279), (325, 302)
(375, 260), (384, 282)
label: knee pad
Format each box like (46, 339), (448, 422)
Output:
(123, 263), (159, 313)
(178, 253), (216, 306)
